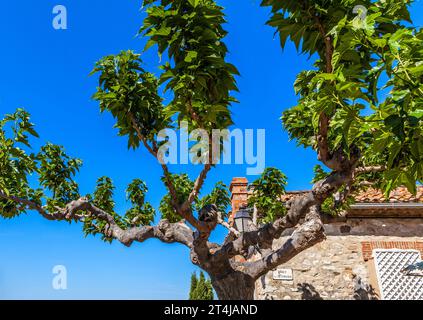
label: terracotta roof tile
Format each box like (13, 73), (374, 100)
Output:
(230, 178), (423, 218)
(280, 186), (423, 204)
(353, 186), (423, 203)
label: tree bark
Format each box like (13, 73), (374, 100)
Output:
(210, 272), (256, 300)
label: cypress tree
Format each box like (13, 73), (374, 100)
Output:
(189, 272), (198, 300)
(189, 271), (214, 300)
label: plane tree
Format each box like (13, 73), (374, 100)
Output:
(1, 0), (422, 299)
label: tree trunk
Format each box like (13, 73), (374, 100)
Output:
(210, 271), (256, 300)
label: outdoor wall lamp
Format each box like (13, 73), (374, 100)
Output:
(234, 207), (252, 233)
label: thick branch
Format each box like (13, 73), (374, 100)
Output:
(333, 179), (374, 208)
(0, 191), (67, 221)
(355, 165), (386, 175)
(0, 193), (194, 248)
(212, 168), (354, 261)
(245, 205), (325, 280)
(316, 113), (342, 171)
(333, 179), (353, 208)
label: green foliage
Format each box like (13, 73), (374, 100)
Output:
(38, 143), (82, 211)
(0, 109), (39, 218)
(91, 50), (168, 148)
(189, 272), (198, 300)
(82, 177), (155, 241)
(189, 271), (214, 300)
(124, 179), (156, 226)
(84, 176), (118, 241)
(140, 0), (239, 130)
(91, 0), (239, 161)
(322, 187), (357, 216)
(196, 181), (230, 218)
(263, 0), (422, 196)
(0, 109), (83, 218)
(159, 173), (194, 222)
(88, 0), (240, 227)
(92, 176), (115, 213)
(248, 167), (287, 223)
(0, 107), (228, 234)
(160, 176), (230, 222)
(6, 0), (421, 250)
(311, 164), (329, 184)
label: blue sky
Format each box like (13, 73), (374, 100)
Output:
(0, 0), (422, 299)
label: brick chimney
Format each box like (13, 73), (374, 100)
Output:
(229, 177), (249, 223)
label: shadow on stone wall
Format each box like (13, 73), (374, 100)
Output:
(297, 283), (323, 300)
(353, 276), (378, 300)
(297, 280), (378, 300)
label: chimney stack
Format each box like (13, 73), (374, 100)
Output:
(229, 177), (249, 223)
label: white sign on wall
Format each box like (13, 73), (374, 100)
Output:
(273, 268), (293, 281)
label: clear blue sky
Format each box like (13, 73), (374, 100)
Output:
(0, 0), (422, 299)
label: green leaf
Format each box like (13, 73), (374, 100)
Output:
(400, 172), (416, 195)
(387, 143), (402, 168)
(188, 0), (200, 8)
(184, 51), (198, 63)
(409, 109), (423, 119)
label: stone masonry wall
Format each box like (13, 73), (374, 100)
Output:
(254, 218), (423, 300)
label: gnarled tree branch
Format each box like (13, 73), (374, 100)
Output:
(245, 205), (325, 280)
(0, 192), (194, 248)
(212, 167), (355, 261)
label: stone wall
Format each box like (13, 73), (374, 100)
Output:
(253, 218), (423, 300)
